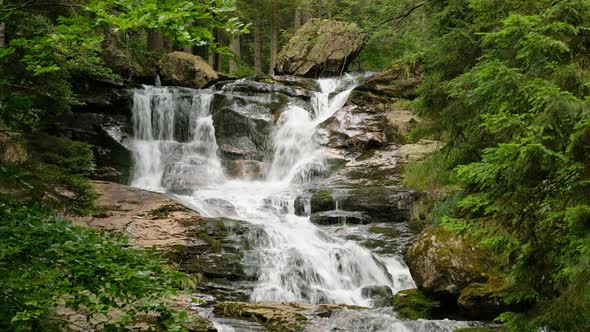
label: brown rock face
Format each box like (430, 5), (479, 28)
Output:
(74, 180), (205, 249)
(356, 64), (422, 99)
(405, 227), (494, 302)
(158, 52), (218, 88)
(275, 19), (367, 77)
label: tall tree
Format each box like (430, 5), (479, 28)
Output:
(269, 0), (278, 75)
(229, 33), (240, 74)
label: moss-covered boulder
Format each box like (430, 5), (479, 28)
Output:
(405, 227), (495, 302)
(275, 19), (367, 77)
(458, 279), (528, 320)
(393, 288), (440, 320)
(158, 52), (218, 88)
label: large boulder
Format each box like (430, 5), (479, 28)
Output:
(405, 227), (495, 303)
(158, 52), (218, 88)
(275, 19), (367, 77)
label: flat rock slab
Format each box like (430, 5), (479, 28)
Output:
(74, 180), (206, 249)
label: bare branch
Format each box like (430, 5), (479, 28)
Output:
(371, 2), (425, 30)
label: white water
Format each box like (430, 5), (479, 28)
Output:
(130, 87), (224, 191)
(130, 76), (415, 307)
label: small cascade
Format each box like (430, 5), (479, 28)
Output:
(130, 86), (223, 191)
(266, 76), (358, 183)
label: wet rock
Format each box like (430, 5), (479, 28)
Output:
(310, 210), (366, 225)
(158, 52), (218, 88)
(294, 195), (311, 216)
(405, 227), (495, 303)
(356, 64), (422, 99)
(59, 112), (132, 183)
(393, 288), (440, 320)
(315, 105), (389, 152)
(214, 301), (363, 332)
(225, 160), (264, 180)
(310, 189), (337, 212)
(275, 19), (367, 77)
(225, 77), (314, 101)
(264, 75), (318, 92)
(361, 285), (393, 308)
(309, 187), (417, 223)
(203, 198), (237, 216)
(211, 93), (273, 162)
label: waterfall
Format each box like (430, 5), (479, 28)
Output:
(129, 76), (415, 308)
(130, 86), (223, 191)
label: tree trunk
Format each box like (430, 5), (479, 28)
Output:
(208, 45), (215, 68)
(269, 0), (278, 75)
(215, 29), (224, 72)
(303, 3), (313, 22)
(229, 34), (240, 75)
(254, 16), (263, 75)
(147, 31), (165, 52)
(294, 6), (302, 30)
(0, 22), (5, 47)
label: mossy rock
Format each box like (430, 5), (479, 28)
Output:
(310, 189), (336, 212)
(275, 19), (367, 77)
(368, 225), (398, 238)
(393, 288), (440, 320)
(405, 227), (497, 302)
(458, 278), (530, 320)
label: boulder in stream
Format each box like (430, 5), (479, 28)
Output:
(275, 19), (367, 77)
(405, 227), (495, 303)
(158, 51), (218, 88)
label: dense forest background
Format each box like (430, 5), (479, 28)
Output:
(1, 0), (589, 331)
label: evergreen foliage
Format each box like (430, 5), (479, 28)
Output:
(411, 0), (590, 329)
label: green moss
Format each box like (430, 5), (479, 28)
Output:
(368, 226), (398, 238)
(310, 189), (335, 212)
(393, 288), (440, 320)
(148, 203), (186, 219)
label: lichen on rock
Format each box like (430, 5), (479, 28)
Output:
(275, 19), (367, 77)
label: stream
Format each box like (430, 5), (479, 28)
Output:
(127, 75), (483, 331)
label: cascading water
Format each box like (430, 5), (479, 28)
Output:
(128, 76), (482, 331)
(130, 87), (223, 191)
